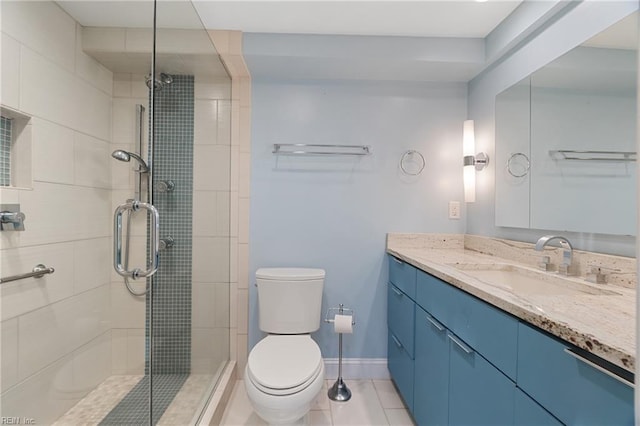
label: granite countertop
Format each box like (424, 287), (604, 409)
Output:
(387, 234), (636, 373)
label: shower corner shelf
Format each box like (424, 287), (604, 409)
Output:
(272, 144), (371, 156)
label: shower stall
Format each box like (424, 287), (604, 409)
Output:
(0, 1), (233, 424)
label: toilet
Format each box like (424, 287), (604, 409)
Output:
(245, 268), (326, 425)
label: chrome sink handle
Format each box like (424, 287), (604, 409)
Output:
(535, 235), (573, 275)
(114, 200), (160, 280)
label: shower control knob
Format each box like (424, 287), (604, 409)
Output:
(159, 237), (175, 251)
(156, 180), (176, 193)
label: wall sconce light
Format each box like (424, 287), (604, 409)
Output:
(463, 120), (489, 203)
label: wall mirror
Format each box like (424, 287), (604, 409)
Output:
(495, 12), (638, 236)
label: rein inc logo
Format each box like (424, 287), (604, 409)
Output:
(1, 418), (35, 425)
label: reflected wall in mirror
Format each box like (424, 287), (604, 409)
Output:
(495, 12), (638, 236)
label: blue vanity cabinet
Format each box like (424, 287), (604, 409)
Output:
(515, 389), (562, 426)
(518, 323), (634, 425)
(387, 256), (417, 411)
(413, 307), (449, 426)
(448, 330), (516, 426)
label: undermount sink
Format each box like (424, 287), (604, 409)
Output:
(449, 263), (619, 296)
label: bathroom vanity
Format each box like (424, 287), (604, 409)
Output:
(386, 233), (634, 426)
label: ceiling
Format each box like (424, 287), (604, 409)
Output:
(58, 1), (522, 38)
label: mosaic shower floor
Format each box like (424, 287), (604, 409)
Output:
(53, 374), (213, 426)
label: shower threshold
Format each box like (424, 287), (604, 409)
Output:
(52, 373), (214, 425)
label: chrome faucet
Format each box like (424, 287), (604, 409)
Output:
(535, 235), (573, 276)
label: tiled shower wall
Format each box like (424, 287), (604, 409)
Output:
(0, 2), (113, 423)
(110, 72), (232, 376)
(207, 30), (252, 378)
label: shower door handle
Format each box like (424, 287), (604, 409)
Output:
(114, 200), (160, 279)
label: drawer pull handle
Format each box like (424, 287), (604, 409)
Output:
(426, 315), (445, 332)
(391, 334), (404, 349)
(391, 286), (404, 297)
(448, 333), (474, 355)
(392, 257), (403, 265)
(563, 348), (634, 389)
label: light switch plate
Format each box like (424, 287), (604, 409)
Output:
(449, 201), (461, 220)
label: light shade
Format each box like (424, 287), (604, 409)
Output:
(463, 120), (476, 202)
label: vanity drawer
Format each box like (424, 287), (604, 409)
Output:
(517, 323), (634, 425)
(388, 330), (414, 411)
(387, 283), (415, 358)
(416, 271), (518, 381)
(388, 256), (417, 300)
(416, 270), (518, 380)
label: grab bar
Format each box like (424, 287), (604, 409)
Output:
(114, 200), (160, 279)
(1, 264), (55, 284)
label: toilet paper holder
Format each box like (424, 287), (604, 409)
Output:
(324, 305), (356, 326)
(324, 304), (355, 402)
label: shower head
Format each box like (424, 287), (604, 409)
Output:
(111, 150), (149, 173)
(145, 73), (173, 91)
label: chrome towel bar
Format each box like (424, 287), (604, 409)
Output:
(549, 150), (636, 162)
(0, 264), (55, 284)
(273, 144), (371, 156)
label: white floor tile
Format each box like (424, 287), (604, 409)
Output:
(384, 409), (415, 426)
(373, 380), (406, 409)
(330, 380), (388, 426)
(220, 380), (267, 426)
(309, 410), (332, 425)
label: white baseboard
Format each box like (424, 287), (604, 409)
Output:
(323, 358), (390, 380)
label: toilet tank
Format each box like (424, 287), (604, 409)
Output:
(255, 268), (325, 334)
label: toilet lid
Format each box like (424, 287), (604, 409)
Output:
(248, 335), (322, 391)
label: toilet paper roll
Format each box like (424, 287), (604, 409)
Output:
(334, 314), (353, 334)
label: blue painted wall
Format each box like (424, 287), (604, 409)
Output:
(248, 78), (467, 358)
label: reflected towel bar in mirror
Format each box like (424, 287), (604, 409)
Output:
(0, 264), (55, 284)
(273, 144), (371, 156)
(549, 150), (636, 162)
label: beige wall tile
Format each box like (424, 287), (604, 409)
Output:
(110, 282), (146, 329)
(74, 132), (111, 189)
(229, 238), (238, 284)
(196, 79), (232, 100)
(238, 243), (249, 290)
(192, 237), (230, 283)
(1, 1), (76, 73)
(74, 237), (111, 294)
(81, 27), (125, 52)
(195, 100), (218, 145)
(229, 282), (237, 330)
(72, 332), (111, 394)
(126, 328), (145, 374)
(75, 24), (113, 95)
(239, 152), (251, 198)
(217, 100), (232, 146)
(1, 34), (21, 110)
(1, 242), (75, 321)
(237, 334), (248, 374)
(239, 78), (251, 108)
(238, 198), (249, 245)
(193, 283), (216, 328)
(31, 118), (75, 185)
(239, 106), (251, 153)
(17, 285), (109, 381)
(193, 145), (231, 191)
(237, 289), (248, 334)
(0, 354), (75, 423)
(2, 318), (19, 391)
(111, 329), (128, 375)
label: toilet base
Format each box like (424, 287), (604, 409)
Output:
(245, 363), (325, 426)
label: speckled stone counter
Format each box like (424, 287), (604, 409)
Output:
(386, 233), (636, 372)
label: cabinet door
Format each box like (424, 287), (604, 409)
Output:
(414, 307), (449, 426)
(388, 330), (414, 411)
(518, 323), (634, 425)
(387, 283), (415, 358)
(515, 389), (562, 426)
(448, 332), (515, 426)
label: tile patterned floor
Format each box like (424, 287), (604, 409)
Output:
(220, 379), (415, 426)
(53, 374), (214, 426)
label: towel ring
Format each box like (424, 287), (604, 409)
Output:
(400, 150), (425, 176)
(507, 152), (530, 178)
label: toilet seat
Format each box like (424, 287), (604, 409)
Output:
(247, 335), (323, 396)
